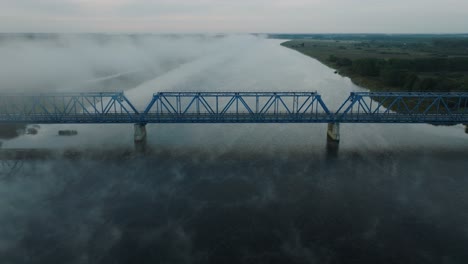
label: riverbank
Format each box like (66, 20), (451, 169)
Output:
(281, 38), (468, 93)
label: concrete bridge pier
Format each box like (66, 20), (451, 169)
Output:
(327, 122), (340, 142)
(134, 123), (147, 152)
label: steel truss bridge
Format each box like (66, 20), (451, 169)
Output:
(0, 91), (467, 125)
(1, 91), (467, 143)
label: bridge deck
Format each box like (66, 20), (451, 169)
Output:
(1, 113), (467, 124)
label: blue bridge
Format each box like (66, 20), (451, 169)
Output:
(0, 91), (467, 143)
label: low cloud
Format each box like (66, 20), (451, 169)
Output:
(0, 34), (238, 93)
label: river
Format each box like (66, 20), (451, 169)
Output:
(1, 35), (468, 264)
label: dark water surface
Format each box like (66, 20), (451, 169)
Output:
(1, 147), (468, 264)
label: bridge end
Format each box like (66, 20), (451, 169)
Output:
(327, 123), (340, 142)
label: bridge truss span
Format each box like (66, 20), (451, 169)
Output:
(336, 92), (468, 124)
(0, 92), (140, 123)
(143, 92), (331, 123)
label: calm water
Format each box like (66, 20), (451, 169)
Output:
(1, 35), (468, 264)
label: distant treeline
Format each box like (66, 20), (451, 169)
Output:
(433, 39), (468, 49)
(268, 33), (468, 42)
(328, 55), (468, 92)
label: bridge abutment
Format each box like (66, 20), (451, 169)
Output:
(327, 122), (340, 142)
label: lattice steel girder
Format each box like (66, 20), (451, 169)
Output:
(143, 92), (331, 116)
(0, 92), (139, 123)
(335, 92), (468, 121)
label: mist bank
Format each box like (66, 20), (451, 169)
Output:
(0, 33), (262, 139)
(0, 33), (254, 93)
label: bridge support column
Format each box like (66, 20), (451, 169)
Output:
(465, 124), (468, 134)
(134, 124), (147, 152)
(134, 124), (147, 142)
(327, 122), (340, 142)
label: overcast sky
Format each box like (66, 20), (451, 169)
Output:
(1, 0), (467, 33)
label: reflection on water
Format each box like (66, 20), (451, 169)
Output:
(0, 159), (24, 179)
(0, 148), (467, 263)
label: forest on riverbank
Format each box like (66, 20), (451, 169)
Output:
(281, 36), (468, 93)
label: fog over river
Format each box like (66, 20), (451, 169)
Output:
(1, 34), (468, 264)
